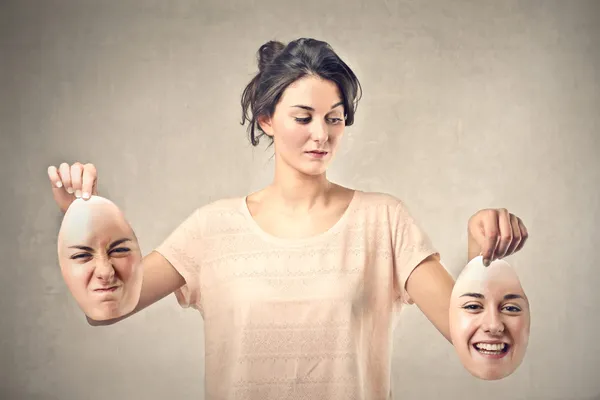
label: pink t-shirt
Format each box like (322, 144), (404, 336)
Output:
(155, 190), (438, 400)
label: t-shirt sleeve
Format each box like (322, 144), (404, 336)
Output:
(392, 201), (440, 305)
(155, 208), (204, 310)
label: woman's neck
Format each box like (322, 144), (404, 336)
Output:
(267, 168), (334, 214)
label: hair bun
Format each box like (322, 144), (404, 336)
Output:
(257, 40), (285, 72)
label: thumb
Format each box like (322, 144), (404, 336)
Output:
(469, 220), (493, 266)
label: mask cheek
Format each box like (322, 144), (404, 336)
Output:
(509, 315), (530, 357)
(113, 255), (143, 314)
(61, 262), (94, 302)
(449, 311), (463, 344)
(452, 311), (479, 355)
(112, 254), (140, 283)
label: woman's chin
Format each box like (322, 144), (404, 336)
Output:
(85, 304), (121, 321)
(298, 164), (329, 176)
(470, 367), (511, 381)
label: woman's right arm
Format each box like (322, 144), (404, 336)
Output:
(48, 162), (185, 326)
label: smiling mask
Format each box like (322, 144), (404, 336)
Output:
(449, 256), (530, 380)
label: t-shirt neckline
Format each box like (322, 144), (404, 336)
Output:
(240, 190), (361, 246)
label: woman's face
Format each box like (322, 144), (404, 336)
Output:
(57, 196), (142, 321)
(259, 75), (346, 177)
(449, 256), (530, 380)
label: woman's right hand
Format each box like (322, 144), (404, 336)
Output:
(47, 162), (98, 213)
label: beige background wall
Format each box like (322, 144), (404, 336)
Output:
(2, 0), (599, 399)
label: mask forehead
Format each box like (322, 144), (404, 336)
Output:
(58, 197), (132, 251)
(452, 256), (526, 302)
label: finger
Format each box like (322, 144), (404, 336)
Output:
(47, 166), (63, 188)
(49, 165), (75, 212)
(81, 163), (97, 200)
(514, 218), (529, 253)
(91, 178), (98, 196)
(480, 210), (500, 266)
(469, 221), (488, 261)
(70, 162), (83, 198)
(494, 209), (513, 259)
(504, 214), (522, 256)
(58, 163), (73, 194)
(488, 236), (501, 265)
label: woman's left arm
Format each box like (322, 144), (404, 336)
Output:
(405, 208), (529, 343)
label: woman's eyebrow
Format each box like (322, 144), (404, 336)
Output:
(108, 238), (132, 250)
(68, 245), (94, 252)
(459, 292), (484, 299)
(503, 293), (526, 301)
(459, 292), (527, 302)
(67, 238), (131, 252)
(291, 101), (344, 111)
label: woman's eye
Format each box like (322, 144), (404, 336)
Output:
(462, 304), (483, 311)
(70, 253), (91, 260)
(110, 247), (131, 255)
(295, 116), (344, 125)
(503, 305), (522, 313)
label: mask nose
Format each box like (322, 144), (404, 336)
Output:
(94, 257), (116, 282)
(482, 309), (505, 335)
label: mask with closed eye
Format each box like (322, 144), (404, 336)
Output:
(57, 196), (143, 321)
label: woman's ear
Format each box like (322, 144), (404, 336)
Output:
(257, 114), (274, 137)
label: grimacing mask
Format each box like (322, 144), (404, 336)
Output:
(449, 256), (530, 380)
(57, 196), (142, 321)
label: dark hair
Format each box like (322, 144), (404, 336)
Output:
(240, 38), (362, 147)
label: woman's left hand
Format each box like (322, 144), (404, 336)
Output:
(468, 208), (529, 266)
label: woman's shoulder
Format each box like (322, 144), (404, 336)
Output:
(354, 189), (407, 209)
(175, 196), (248, 234)
(191, 195), (245, 217)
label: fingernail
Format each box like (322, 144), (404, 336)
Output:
(82, 192), (90, 199)
(483, 258), (491, 267)
(66, 187), (74, 194)
(75, 190), (82, 198)
(55, 181), (63, 188)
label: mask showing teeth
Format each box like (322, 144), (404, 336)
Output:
(474, 343), (507, 353)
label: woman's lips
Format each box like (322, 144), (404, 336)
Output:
(93, 286), (119, 293)
(305, 151), (328, 159)
(471, 342), (511, 359)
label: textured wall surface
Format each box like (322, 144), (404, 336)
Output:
(1, 0), (599, 399)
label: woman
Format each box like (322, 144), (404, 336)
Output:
(47, 38), (529, 400)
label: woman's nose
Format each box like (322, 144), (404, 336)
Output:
(482, 309), (505, 335)
(310, 120), (328, 143)
(94, 258), (115, 281)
